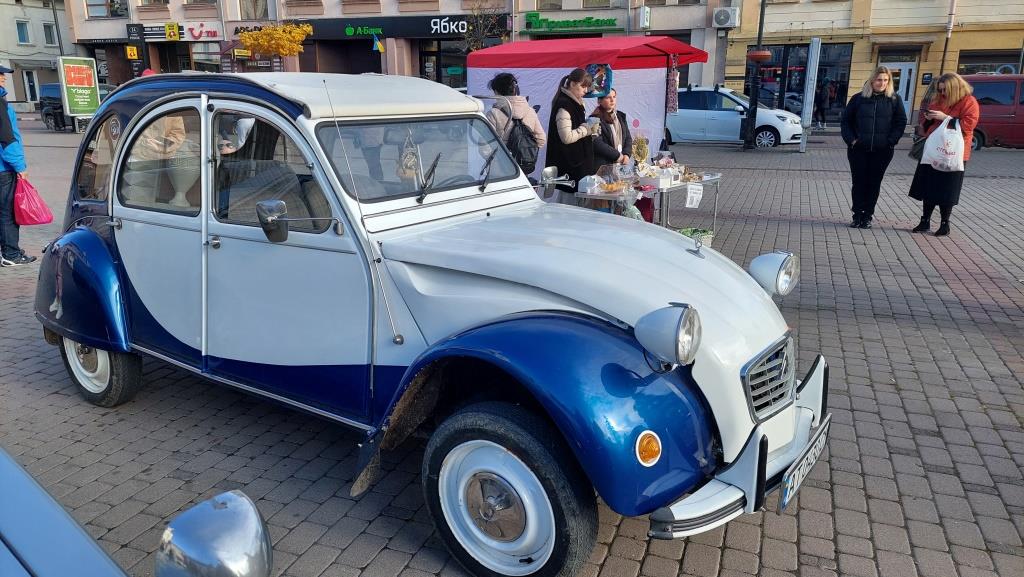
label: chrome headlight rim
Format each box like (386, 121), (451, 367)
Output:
(749, 250), (799, 296)
(775, 252), (799, 296)
(674, 304), (702, 366)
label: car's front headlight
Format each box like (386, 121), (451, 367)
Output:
(634, 304), (702, 366)
(749, 251), (799, 296)
(789, 117), (801, 125)
(775, 114), (789, 123)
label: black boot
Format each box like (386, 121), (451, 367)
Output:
(912, 217), (930, 233)
(935, 221), (950, 236)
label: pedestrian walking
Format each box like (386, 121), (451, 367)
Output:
(0, 65), (35, 266)
(486, 73), (546, 176)
(840, 66), (908, 229)
(547, 68), (598, 205)
(909, 72), (979, 237)
(814, 78), (831, 129)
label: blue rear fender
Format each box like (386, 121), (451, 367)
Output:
(34, 227), (130, 353)
(391, 312), (719, 517)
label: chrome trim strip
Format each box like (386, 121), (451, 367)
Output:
(739, 331), (795, 423)
(131, 345), (374, 432)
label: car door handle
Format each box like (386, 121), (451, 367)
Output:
(207, 236), (221, 249)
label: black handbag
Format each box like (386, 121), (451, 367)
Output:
(909, 136), (926, 161)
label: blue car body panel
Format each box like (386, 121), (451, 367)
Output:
(388, 312), (718, 516)
(34, 227), (130, 353)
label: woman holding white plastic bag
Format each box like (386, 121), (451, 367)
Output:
(909, 73), (979, 237)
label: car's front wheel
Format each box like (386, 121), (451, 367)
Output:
(755, 126), (780, 148)
(423, 402), (597, 577)
(60, 337), (142, 407)
(43, 114), (56, 131)
(971, 131), (985, 152)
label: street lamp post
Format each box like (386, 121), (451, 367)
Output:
(743, 0), (769, 150)
(939, 0), (958, 74)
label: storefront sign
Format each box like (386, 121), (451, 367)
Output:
(187, 22), (220, 40)
(305, 15), (508, 40)
(125, 45), (139, 60)
(233, 48), (252, 59)
(234, 25), (264, 36)
(446, 65), (465, 75)
(126, 23), (144, 41)
(58, 57), (101, 117)
(523, 12), (620, 34)
(921, 72), (933, 85)
(127, 22), (222, 42)
(165, 22), (180, 41)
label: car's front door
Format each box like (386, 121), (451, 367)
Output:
(668, 91), (708, 141)
(204, 101), (372, 420)
(971, 79), (1018, 146)
(706, 92), (744, 142)
(113, 100), (205, 367)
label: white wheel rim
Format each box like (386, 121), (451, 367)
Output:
(756, 131), (776, 147)
(438, 440), (556, 576)
(63, 338), (111, 394)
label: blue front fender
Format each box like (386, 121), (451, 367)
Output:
(393, 312), (719, 516)
(34, 227), (130, 353)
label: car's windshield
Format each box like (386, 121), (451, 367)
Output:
(730, 92), (771, 110)
(316, 117), (519, 202)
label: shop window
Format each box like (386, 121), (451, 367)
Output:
(191, 42), (221, 72)
(86, 0), (128, 17)
(957, 51), (1020, 75)
(538, 0), (561, 9)
(239, 0), (269, 20)
(583, 0), (611, 7)
(16, 21), (30, 44)
(43, 23), (57, 46)
(972, 82), (1016, 106)
(746, 42), (852, 121)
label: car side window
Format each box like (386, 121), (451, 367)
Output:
(972, 82), (1015, 106)
(74, 115), (120, 201)
(678, 91), (706, 111)
(213, 111), (331, 233)
(118, 109), (202, 215)
(707, 93), (737, 111)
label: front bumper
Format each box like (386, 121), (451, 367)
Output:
(649, 355), (830, 539)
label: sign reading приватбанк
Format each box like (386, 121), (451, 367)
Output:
(58, 57), (101, 117)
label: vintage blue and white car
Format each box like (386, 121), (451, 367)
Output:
(35, 73), (831, 577)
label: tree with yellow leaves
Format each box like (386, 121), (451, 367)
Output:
(239, 23), (313, 58)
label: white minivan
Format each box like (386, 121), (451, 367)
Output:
(666, 86), (803, 147)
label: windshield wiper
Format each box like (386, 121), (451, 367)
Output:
(478, 148), (499, 192)
(415, 153), (443, 204)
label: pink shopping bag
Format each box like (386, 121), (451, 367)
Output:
(14, 177), (53, 226)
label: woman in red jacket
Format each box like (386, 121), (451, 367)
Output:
(909, 73), (980, 236)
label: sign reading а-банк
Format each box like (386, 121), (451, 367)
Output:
(58, 57), (101, 117)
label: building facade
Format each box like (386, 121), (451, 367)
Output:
(1, 0), (73, 103)
(724, 0), (1024, 120)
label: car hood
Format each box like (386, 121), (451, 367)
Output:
(380, 202), (788, 369)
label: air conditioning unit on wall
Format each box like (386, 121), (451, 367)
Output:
(713, 7), (740, 29)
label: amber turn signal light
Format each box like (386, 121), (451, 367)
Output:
(635, 431), (662, 467)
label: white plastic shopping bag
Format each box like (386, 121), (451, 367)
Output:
(920, 117), (965, 172)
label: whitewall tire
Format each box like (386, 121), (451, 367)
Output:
(60, 337), (143, 407)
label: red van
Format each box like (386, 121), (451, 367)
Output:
(963, 74), (1023, 151)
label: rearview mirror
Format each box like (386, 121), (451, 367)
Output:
(537, 166), (575, 199)
(155, 490), (272, 577)
(256, 200), (289, 243)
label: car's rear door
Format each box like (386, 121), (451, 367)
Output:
(667, 91), (708, 141)
(972, 79), (1017, 146)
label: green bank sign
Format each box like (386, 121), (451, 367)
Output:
(57, 57), (101, 117)
(523, 11), (620, 34)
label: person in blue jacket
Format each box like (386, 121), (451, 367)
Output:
(0, 65), (35, 266)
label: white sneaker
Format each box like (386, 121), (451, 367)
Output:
(0, 257), (13, 267)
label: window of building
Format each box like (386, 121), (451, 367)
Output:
(16, 21), (31, 44)
(43, 23), (57, 46)
(972, 82), (1016, 106)
(582, 0), (611, 7)
(86, 0), (128, 18)
(119, 109), (203, 215)
(538, 0), (561, 9)
(957, 51), (1020, 75)
(191, 42), (221, 72)
(240, 0), (269, 20)
(214, 112), (331, 233)
(76, 116), (121, 201)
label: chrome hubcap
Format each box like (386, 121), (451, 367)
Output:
(756, 132), (776, 147)
(466, 472), (526, 542)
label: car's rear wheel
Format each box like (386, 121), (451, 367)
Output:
(60, 337), (142, 407)
(971, 131), (984, 152)
(664, 127), (674, 145)
(43, 114), (56, 131)
(755, 126), (780, 148)
(423, 402), (597, 577)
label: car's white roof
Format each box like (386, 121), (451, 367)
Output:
(238, 73), (483, 119)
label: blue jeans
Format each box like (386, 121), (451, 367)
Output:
(0, 171), (24, 259)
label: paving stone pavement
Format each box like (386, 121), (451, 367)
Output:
(1, 123), (1022, 577)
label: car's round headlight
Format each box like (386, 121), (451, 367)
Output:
(749, 251), (799, 296)
(676, 305), (702, 365)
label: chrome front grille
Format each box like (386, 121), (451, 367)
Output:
(743, 336), (796, 421)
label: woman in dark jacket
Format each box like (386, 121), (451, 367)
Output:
(547, 68), (597, 205)
(591, 89), (653, 221)
(840, 66), (908, 229)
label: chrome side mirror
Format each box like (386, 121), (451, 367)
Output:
(734, 106), (746, 115)
(256, 200), (289, 243)
(537, 166), (575, 199)
(155, 490), (272, 577)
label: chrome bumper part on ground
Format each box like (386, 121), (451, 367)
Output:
(649, 355), (831, 539)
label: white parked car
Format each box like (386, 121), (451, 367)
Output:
(666, 86), (803, 147)
(36, 73), (830, 577)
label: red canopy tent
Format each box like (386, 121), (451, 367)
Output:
(467, 36), (708, 70)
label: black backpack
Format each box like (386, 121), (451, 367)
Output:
(503, 115), (539, 175)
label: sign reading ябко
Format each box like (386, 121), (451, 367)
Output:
(58, 57), (101, 117)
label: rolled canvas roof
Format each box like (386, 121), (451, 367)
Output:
(467, 36), (708, 70)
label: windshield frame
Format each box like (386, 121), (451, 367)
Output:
(729, 91), (771, 110)
(314, 114), (521, 204)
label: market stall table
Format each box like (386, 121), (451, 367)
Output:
(653, 172), (721, 233)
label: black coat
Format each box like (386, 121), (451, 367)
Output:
(546, 91), (595, 183)
(840, 92), (907, 151)
(591, 110), (633, 166)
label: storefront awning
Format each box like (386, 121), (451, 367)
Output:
(9, 58), (55, 69)
(467, 36), (708, 70)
